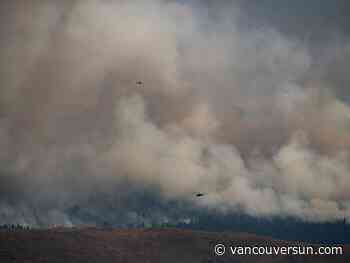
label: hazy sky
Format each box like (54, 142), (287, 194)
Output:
(0, 0), (349, 227)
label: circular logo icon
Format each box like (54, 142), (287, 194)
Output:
(214, 244), (226, 256)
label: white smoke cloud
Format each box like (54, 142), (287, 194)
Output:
(0, 0), (349, 226)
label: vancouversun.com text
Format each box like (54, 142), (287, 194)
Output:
(214, 244), (343, 256)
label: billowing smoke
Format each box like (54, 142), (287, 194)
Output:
(0, 0), (350, 227)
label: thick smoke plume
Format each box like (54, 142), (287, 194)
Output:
(0, 0), (350, 226)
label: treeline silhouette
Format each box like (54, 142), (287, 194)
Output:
(0, 224), (31, 231)
(1, 215), (348, 245)
(96, 214), (350, 245)
(163, 214), (350, 245)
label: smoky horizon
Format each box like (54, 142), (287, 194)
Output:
(0, 0), (350, 227)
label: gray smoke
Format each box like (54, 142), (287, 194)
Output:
(0, 0), (350, 227)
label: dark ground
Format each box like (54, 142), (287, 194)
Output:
(0, 228), (348, 263)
